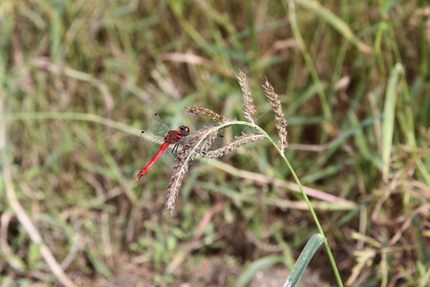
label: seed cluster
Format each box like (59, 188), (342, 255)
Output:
(165, 71), (288, 215)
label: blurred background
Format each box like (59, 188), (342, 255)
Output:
(1, 0), (430, 286)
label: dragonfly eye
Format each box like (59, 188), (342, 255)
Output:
(179, 126), (190, 136)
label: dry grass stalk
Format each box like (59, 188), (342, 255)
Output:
(166, 72), (289, 214)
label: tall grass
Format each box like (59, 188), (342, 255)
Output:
(1, 0), (429, 286)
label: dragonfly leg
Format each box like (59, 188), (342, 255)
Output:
(172, 143), (188, 163)
(171, 143), (179, 157)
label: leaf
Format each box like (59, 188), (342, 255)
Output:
(284, 234), (326, 287)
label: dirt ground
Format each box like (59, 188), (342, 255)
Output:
(70, 254), (323, 287)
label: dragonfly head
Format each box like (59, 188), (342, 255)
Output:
(179, 126), (190, 137)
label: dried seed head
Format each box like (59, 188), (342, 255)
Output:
(166, 125), (226, 214)
(204, 132), (265, 159)
(166, 129), (264, 214)
(166, 161), (189, 215)
(166, 72), (289, 214)
(180, 124), (228, 157)
(236, 70), (257, 122)
(185, 106), (233, 123)
(262, 79), (288, 150)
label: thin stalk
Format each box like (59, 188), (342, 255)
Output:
(4, 112), (139, 135)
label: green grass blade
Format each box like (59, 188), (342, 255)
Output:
(294, 0), (372, 54)
(381, 63), (404, 180)
(284, 234), (326, 287)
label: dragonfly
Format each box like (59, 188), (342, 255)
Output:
(136, 114), (191, 180)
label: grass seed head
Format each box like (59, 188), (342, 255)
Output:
(236, 70), (257, 123)
(262, 79), (288, 150)
(185, 106), (233, 123)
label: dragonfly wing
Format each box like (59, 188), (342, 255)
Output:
(149, 114), (170, 137)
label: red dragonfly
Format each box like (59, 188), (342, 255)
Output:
(136, 114), (190, 180)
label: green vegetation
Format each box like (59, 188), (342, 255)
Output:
(1, 0), (429, 286)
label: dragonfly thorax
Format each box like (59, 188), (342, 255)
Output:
(163, 126), (190, 145)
